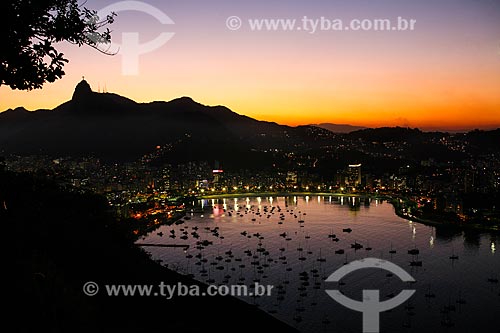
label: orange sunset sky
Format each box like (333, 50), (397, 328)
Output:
(1, 0), (499, 131)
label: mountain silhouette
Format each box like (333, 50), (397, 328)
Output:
(0, 80), (331, 166)
(313, 123), (368, 133)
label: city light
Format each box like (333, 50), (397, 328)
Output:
(4, 2), (500, 330)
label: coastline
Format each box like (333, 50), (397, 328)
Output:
(4, 171), (297, 333)
(199, 191), (387, 199)
(390, 199), (500, 233)
(130, 207), (297, 331)
(134, 210), (186, 239)
(198, 192), (499, 233)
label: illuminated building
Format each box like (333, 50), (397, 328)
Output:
(347, 164), (362, 187)
(213, 169), (223, 185)
(286, 171), (298, 186)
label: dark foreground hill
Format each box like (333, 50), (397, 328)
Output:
(3, 170), (295, 332)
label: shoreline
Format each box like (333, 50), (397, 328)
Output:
(390, 199), (500, 233)
(131, 211), (297, 331)
(198, 192), (499, 233)
(6, 170), (297, 333)
(134, 210), (186, 239)
(133, 191), (496, 330)
(199, 191), (388, 200)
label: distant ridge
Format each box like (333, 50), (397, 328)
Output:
(2, 80), (499, 167)
(312, 123), (368, 133)
(0, 79), (333, 166)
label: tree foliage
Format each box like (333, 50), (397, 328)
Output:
(0, 0), (115, 90)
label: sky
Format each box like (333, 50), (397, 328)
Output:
(1, 0), (499, 130)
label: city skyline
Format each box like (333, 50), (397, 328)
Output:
(4, 2), (500, 332)
(1, 0), (500, 131)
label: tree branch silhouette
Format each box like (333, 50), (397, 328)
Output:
(0, 0), (116, 90)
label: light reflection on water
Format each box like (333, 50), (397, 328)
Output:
(141, 196), (500, 332)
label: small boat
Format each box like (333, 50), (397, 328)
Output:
(449, 249), (459, 260)
(408, 248), (419, 255)
(335, 249), (344, 255)
(342, 228), (352, 233)
(410, 254), (422, 266)
(424, 287), (436, 298)
(351, 241), (363, 250)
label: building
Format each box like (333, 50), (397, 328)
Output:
(347, 164), (362, 187)
(286, 171), (298, 186)
(212, 169), (223, 186)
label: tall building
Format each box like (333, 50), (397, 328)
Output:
(212, 161), (223, 186)
(347, 164), (362, 187)
(286, 171), (298, 186)
(212, 169), (223, 185)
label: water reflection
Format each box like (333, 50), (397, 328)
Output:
(142, 196), (499, 333)
(463, 231), (481, 250)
